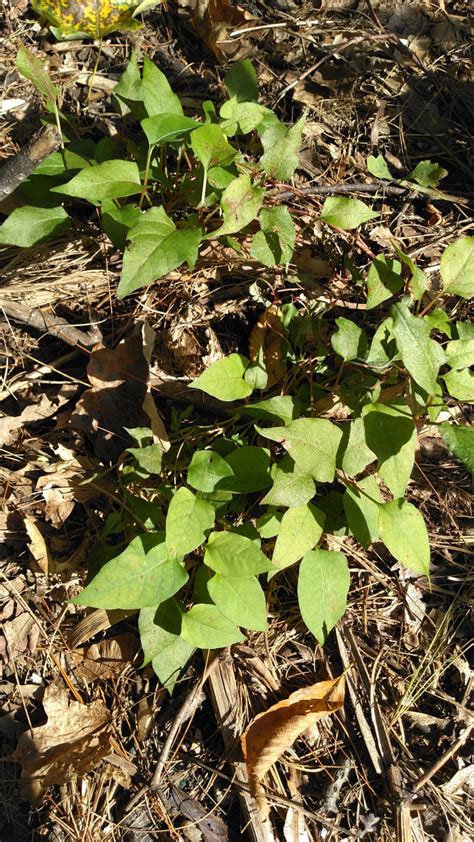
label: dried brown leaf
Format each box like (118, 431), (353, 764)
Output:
(0, 392), (62, 448)
(71, 321), (168, 460)
(241, 675), (345, 818)
(249, 305), (287, 388)
(183, 0), (256, 61)
(24, 515), (53, 574)
(13, 684), (110, 803)
(72, 633), (137, 683)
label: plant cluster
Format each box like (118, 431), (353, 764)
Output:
(76, 245), (472, 691)
(1, 49), (472, 693)
(1, 49), (305, 299)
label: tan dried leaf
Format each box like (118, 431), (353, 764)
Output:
(72, 633), (137, 683)
(13, 684), (110, 803)
(24, 515), (53, 574)
(241, 675), (345, 818)
(71, 321), (168, 460)
(249, 305), (287, 388)
(0, 393), (58, 447)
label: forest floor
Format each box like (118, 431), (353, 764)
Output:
(0, 1), (472, 840)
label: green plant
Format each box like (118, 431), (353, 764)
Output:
(1, 50), (304, 298)
(3, 50), (472, 695)
(74, 246), (472, 691)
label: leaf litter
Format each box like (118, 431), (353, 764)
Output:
(0, 0), (473, 839)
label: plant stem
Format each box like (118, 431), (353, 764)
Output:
(139, 145), (154, 209)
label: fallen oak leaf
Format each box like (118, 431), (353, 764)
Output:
(241, 675), (345, 819)
(13, 683), (110, 804)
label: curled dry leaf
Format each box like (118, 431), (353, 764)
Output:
(249, 305), (287, 388)
(241, 675), (345, 819)
(24, 515), (53, 574)
(181, 0), (256, 62)
(72, 321), (169, 460)
(13, 684), (110, 804)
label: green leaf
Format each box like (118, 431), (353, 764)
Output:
(366, 317), (397, 369)
(190, 124), (238, 172)
(33, 149), (91, 177)
(272, 503), (325, 571)
(180, 604), (245, 648)
(363, 400), (416, 498)
(443, 368), (474, 401)
(440, 237), (474, 299)
(439, 424), (474, 475)
(262, 455), (315, 507)
(139, 599), (194, 693)
(237, 395), (300, 425)
(366, 256), (403, 309)
(207, 174), (264, 239)
(407, 160), (448, 188)
(339, 417), (376, 477)
(131, 0), (165, 15)
(391, 300), (445, 394)
(0, 205), (69, 247)
(204, 531), (274, 576)
(127, 443), (163, 474)
(141, 113), (201, 146)
(222, 446), (272, 492)
(114, 54), (183, 119)
(72, 533), (188, 609)
(298, 549), (350, 644)
(378, 500), (430, 576)
(190, 354), (253, 401)
(424, 307), (452, 337)
(256, 510), (282, 538)
(220, 100), (266, 136)
(257, 418), (342, 483)
(125, 426), (153, 446)
(250, 206), (296, 267)
(244, 350), (268, 391)
(51, 160), (142, 203)
(101, 201), (141, 250)
(224, 59), (258, 102)
(343, 475), (382, 548)
(259, 114), (305, 181)
(16, 45), (59, 106)
(117, 206), (201, 298)
(456, 321), (474, 341)
(331, 317), (367, 361)
(320, 197), (378, 230)
(367, 154), (393, 180)
(208, 574), (267, 631)
(187, 450), (235, 492)
(166, 488), (215, 556)
(207, 166), (236, 189)
(445, 339), (474, 370)
(393, 246), (428, 301)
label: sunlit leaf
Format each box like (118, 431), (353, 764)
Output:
(320, 197), (378, 230)
(378, 499), (430, 576)
(31, 0), (151, 39)
(298, 550), (350, 644)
